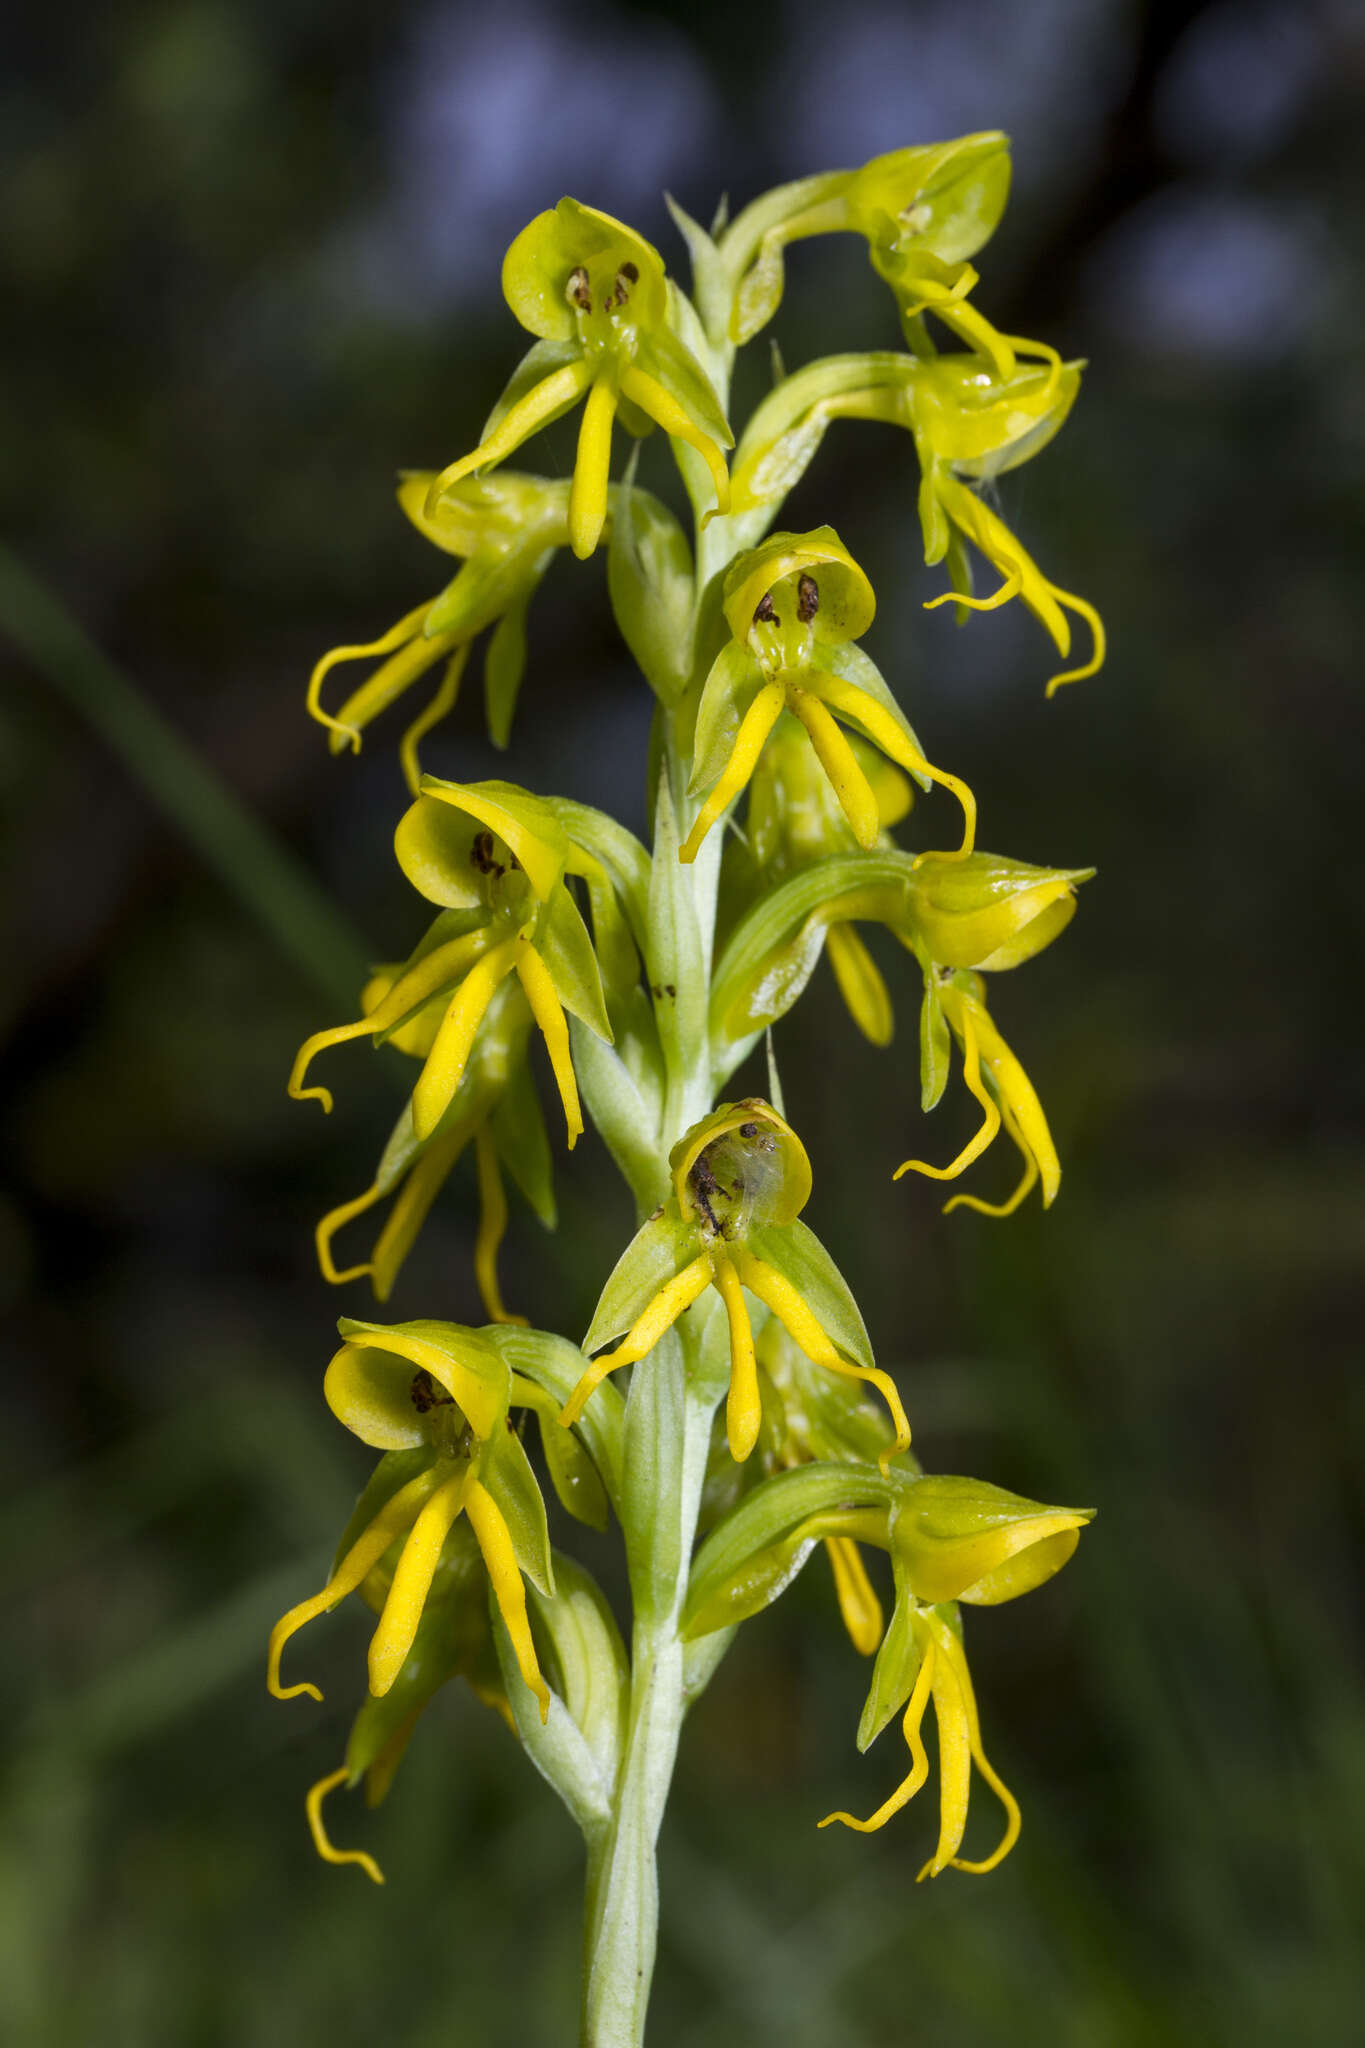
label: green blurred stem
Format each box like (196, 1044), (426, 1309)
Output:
(0, 544), (368, 1008)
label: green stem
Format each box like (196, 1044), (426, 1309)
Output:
(0, 544), (368, 1008)
(580, 712), (733, 2045)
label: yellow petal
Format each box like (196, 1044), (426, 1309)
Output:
(819, 1632), (935, 1833)
(465, 1479), (551, 1723)
(710, 1250), (760, 1462)
(731, 1249), (910, 1466)
(679, 679), (785, 864)
(559, 1253), (713, 1427)
(368, 1467), (470, 1697)
(569, 373), (618, 559)
(514, 946), (583, 1147)
(825, 1536), (884, 1656)
(826, 924), (894, 1046)
(473, 1124), (527, 1325)
(411, 933), (524, 1140)
(267, 1469), (439, 1700)
(424, 359), (595, 519)
(618, 362), (731, 517)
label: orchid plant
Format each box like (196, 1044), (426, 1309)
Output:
(275, 132), (1101, 2046)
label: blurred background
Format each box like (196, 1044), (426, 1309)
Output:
(3, 0), (1363, 2041)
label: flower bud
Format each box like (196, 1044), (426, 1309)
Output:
(907, 852), (1093, 970)
(891, 1476), (1093, 1606)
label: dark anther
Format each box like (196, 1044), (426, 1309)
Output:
(607, 261), (639, 309)
(753, 591), (777, 624)
(411, 1368), (453, 1414)
(664, 983), (676, 999)
(470, 829), (504, 878)
(620, 260), (639, 283)
(568, 265), (592, 312)
(797, 573), (820, 623)
(739, 1122), (759, 1138)
(688, 1153), (728, 1236)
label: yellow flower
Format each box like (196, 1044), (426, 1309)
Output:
(306, 471), (578, 788)
(724, 352), (1103, 695)
(680, 528), (974, 865)
(559, 1100), (910, 1465)
(267, 1320), (554, 1725)
(312, 975), (554, 1320)
(721, 132), (1015, 368)
(821, 1478), (1092, 1871)
(289, 780), (629, 1153)
(425, 200), (732, 559)
(821, 1602), (1021, 1874)
(302, 1516), (506, 1885)
(897, 969), (1060, 1216)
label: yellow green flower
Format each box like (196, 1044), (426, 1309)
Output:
(720, 133), (1015, 368)
(306, 471), (582, 788)
(710, 845), (1089, 1061)
(560, 1099), (910, 1465)
(303, 1516), (509, 1885)
(821, 1479), (1092, 1870)
(267, 1320), (555, 1726)
(680, 528), (974, 865)
(725, 350), (1103, 694)
(312, 976), (554, 1321)
(289, 780), (635, 1153)
(425, 200), (733, 560)
(899, 967), (1060, 1215)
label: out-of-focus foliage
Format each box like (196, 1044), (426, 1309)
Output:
(2, 1), (1362, 2042)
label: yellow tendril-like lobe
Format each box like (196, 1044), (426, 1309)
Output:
(267, 1469), (440, 1701)
(923, 567), (1022, 615)
(289, 930), (491, 1113)
(411, 932), (525, 1141)
(943, 1100), (1038, 1218)
(1043, 588), (1106, 697)
(825, 924), (894, 1047)
(617, 363), (732, 521)
(473, 1124), (526, 1325)
(514, 944), (583, 1147)
(368, 1466), (471, 1698)
(315, 1178), (388, 1287)
(729, 1248), (910, 1469)
(398, 644), (468, 797)
(894, 1004), (1000, 1186)
(709, 1249), (760, 1462)
(679, 680), (785, 863)
(424, 358), (595, 519)
(570, 373), (619, 560)
(918, 1612), (1020, 1878)
(307, 600), (431, 753)
(306, 1767), (385, 1886)
(558, 1254), (714, 1428)
(825, 1536), (884, 1656)
(465, 1478), (551, 1723)
(818, 1633), (936, 1833)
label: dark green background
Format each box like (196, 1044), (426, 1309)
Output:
(2, 1), (1362, 2042)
